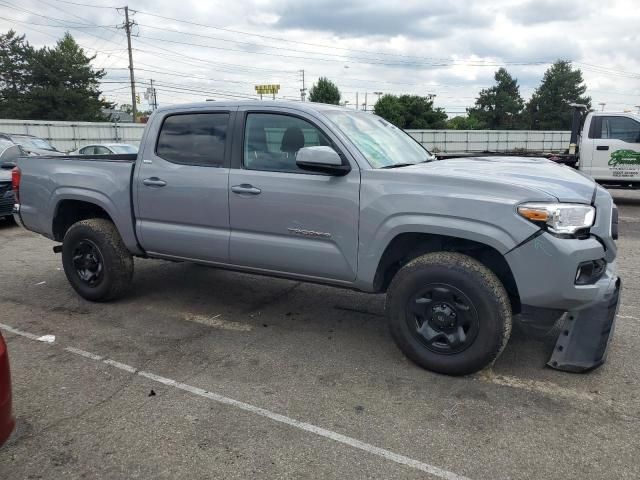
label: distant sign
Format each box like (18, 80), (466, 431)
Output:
(255, 84), (280, 95)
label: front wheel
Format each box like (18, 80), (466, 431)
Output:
(386, 252), (512, 376)
(62, 219), (133, 302)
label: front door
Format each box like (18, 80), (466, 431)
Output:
(586, 115), (640, 181)
(229, 110), (360, 282)
(135, 109), (233, 262)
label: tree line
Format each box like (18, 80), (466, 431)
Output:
(308, 61), (591, 130)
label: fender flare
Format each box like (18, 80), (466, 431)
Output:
(49, 187), (142, 255)
(357, 214), (522, 290)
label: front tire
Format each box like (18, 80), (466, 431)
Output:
(62, 219), (133, 302)
(386, 252), (512, 376)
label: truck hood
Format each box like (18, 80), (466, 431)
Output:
(403, 156), (595, 203)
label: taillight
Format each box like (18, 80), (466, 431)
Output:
(11, 166), (20, 203)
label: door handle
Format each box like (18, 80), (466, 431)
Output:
(143, 177), (167, 187)
(596, 145), (609, 151)
(231, 184), (261, 195)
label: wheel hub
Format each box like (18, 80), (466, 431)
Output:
(431, 302), (457, 329)
(72, 240), (104, 286)
(406, 283), (480, 355)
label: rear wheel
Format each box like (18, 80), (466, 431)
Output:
(62, 219), (133, 302)
(386, 252), (512, 376)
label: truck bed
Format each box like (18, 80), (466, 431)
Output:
(16, 154), (140, 253)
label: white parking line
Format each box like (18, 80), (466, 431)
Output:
(0, 322), (41, 341)
(0, 322), (471, 480)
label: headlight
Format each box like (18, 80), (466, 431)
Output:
(517, 202), (595, 235)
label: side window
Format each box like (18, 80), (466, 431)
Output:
(157, 113), (229, 166)
(598, 116), (640, 143)
(94, 146), (110, 155)
(80, 146), (94, 155)
(244, 113), (334, 173)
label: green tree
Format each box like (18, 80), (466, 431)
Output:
(0, 30), (35, 118)
(373, 94), (447, 129)
(467, 68), (524, 129)
(373, 94), (404, 126)
(27, 32), (111, 121)
(308, 77), (341, 105)
(446, 115), (482, 130)
(525, 60), (591, 130)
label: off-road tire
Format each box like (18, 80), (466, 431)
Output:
(386, 252), (512, 376)
(62, 219), (133, 302)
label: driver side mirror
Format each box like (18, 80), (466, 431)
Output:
(296, 146), (351, 176)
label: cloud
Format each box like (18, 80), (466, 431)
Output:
(272, 0), (493, 39)
(506, 0), (591, 25)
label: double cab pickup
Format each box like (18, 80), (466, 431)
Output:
(11, 101), (620, 375)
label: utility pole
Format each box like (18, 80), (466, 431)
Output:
(122, 6), (137, 122)
(150, 79), (157, 110)
(355, 92), (359, 110)
(364, 92), (368, 112)
(299, 69), (306, 102)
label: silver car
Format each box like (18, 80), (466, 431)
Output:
(71, 143), (138, 155)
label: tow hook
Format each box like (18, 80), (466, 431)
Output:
(53, 245), (62, 254)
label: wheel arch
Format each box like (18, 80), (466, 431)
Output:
(50, 188), (142, 255)
(372, 231), (521, 314)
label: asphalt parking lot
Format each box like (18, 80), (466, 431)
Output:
(0, 191), (638, 480)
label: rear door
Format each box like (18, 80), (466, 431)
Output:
(135, 108), (234, 262)
(586, 115), (640, 181)
(228, 108), (360, 282)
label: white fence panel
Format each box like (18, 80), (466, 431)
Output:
(0, 119), (146, 152)
(0, 119), (571, 155)
(407, 129), (571, 153)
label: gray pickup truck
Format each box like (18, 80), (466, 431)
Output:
(11, 101), (621, 376)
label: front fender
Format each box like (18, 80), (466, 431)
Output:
(355, 214), (533, 291)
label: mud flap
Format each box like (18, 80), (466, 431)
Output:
(547, 277), (621, 373)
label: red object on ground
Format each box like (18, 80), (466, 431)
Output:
(0, 331), (14, 446)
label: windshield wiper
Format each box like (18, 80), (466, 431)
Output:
(379, 158), (435, 169)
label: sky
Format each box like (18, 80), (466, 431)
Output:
(2, 0), (639, 116)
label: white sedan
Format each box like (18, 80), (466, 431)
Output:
(70, 143), (138, 155)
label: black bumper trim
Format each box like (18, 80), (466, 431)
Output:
(547, 277), (621, 373)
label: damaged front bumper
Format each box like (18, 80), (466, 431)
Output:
(547, 269), (621, 373)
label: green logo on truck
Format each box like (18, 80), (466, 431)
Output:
(608, 149), (640, 167)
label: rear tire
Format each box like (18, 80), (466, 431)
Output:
(62, 219), (133, 302)
(386, 252), (512, 376)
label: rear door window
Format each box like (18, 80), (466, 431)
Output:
(156, 113), (229, 167)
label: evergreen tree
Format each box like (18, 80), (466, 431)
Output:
(525, 60), (591, 129)
(308, 77), (341, 105)
(467, 68), (524, 129)
(28, 32), (111, 121)
(0, 30), (35, 118)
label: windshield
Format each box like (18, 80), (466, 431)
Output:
(13, 136), (56, 151)
(324, 111), (433, 168)
(110, 144), (138, 154)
